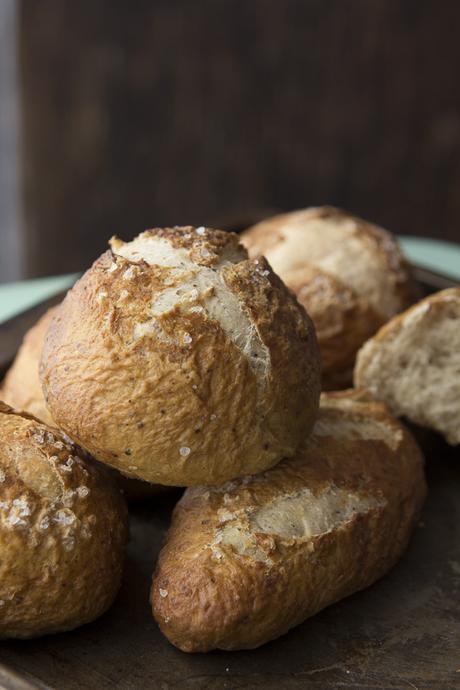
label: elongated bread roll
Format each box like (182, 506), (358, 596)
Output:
(354, 287), (460, 445)
(40, 227), (320, 486)
(152, 390), (426, 651)
(0, 403), (128, 638)
(242, 207), (417, 389)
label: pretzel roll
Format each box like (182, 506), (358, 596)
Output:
(0, 403), (127, 639)
(152, 390), (426, 651)
(40, 227), (320, 486)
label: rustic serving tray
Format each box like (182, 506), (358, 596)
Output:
(0, 267), (459, 690)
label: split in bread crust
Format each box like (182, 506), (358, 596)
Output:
(354, 287), (460, 445)
(40, 227), (321, 486)
(151, 389), (426, 651)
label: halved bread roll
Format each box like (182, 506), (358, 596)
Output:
(0, 403), (128, 638)
(151, 390), (426, 651)
(40, 227), (321, 486)
(242, 207), (417, 389)
(354, 287), (460, 445)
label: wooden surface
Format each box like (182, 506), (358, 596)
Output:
(0, 271), (459, 690)
(18, 0), (460, 279)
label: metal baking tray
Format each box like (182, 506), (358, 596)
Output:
(0, 265), (458, 690)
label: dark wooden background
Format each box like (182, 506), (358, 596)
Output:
(17, 0), (460, 277)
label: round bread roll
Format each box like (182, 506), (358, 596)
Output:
(40, 227), (320, 486)
(0, 307), (163, 501)
(152, 389), (426, 652)
(0, 403), (128, 638)
(242, 207), (417, 389)
(354, 287), (460, 445)
(1, 307), (57, 426)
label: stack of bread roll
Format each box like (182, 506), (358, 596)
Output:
(2, 210), (455, 650)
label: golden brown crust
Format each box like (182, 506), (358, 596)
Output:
(1, 307), (58, 426)
(111, 226), (243, 268)
(283, 264), (382, 389)
(152, 390), (426, 651)
(41, 227), (320, 486)
(355, 286), (460, 349)
(0, 404), (128, 638)
(242, 207), (418, 389)
(0, 308), (164, 500)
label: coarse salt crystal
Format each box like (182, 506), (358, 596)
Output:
(210, 414), (217, 421)
(108, 262), (118, 272)
(81, 526), (92, 540)
(183, 333), (193, 344)
(200, 248), (212, 259)
(195, 226), (206, 236)
(54, 510), (75, 526)
(8, 514), (26, 527)
(159, 588), (168, 598)
(13, 498), (31, 517)
(39, 516), (50, 530)
(76, 486), (90, 498)
(60, 457), (74, 472)
(179, 446), (191, 457)
(61, 433), (74, 447)
(96, 290), (108, 303)
(63, 537), (75, 552)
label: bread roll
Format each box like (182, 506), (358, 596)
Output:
(354, 287), (460, 445)
(0, 307), (162, 500)
(41, 227), (321, 486)
(1, 307), (57, 426)
(242, 207), (417, 389)
(152, 389), (426, 651)
(0, 403), (128, 638)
